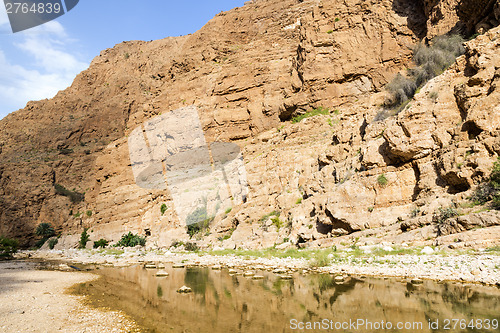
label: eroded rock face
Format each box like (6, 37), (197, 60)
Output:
(423, 0), (462, 37)
(438, 211), (500, 236)
(457, 0), (500, 33)
(0, 0), (499, 248)
(423, 0), (500, 37)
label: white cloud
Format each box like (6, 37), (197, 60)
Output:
(0, 50), (68, 105)
(20, 20), (67, 37)
(0, 21), (88, 119)
(0, 4), (10, 33)
(0, 5), (8, 26)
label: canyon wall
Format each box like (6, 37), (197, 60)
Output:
(0, 0), (498, 248)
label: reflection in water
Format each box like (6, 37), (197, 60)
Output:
(71, 265), (500, 333)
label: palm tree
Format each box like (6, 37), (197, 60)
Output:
(35, 223), (55, 238)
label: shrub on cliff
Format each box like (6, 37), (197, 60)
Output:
(54, 184), (84, 203)
(490, 157), (500, 189)
(469, 157), (500, 209)
(160, 204), (168, 215)
(434, 206), (459, 224)
(186, 206), (213, 238)
(377, 174), (388, 186)
(291, 107), (330, 123)
(384, 34), (465, 110)
(385, 74), (417, 107)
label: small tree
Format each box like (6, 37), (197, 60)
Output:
(78, 228), (90, 249)
(0, 236), (19, 258)
(490, 157), (500, 189)
(35, 223), (55, 238)
(115, 232), (145, 247)
(469, 157), (500, 209)
(93, 239), (109, 249)
(48, 237), (58, 250)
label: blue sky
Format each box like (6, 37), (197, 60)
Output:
(0, 0), (246, 119)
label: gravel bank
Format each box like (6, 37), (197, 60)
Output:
(0, 260), (141, 333)
(25, 247), (500, 286)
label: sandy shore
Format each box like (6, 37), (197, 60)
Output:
(24, 247), (500, 286)
(0, 260), (141, 333)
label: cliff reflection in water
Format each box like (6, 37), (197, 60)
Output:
(72, 264), (500, 332)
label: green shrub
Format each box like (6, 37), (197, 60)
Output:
(435, 206), (459, 224)
(385, 74), (417, 107)
(291, 107), (330, 123)
(217, 227), (236, 242)
(36, 223), (55, 238)
(184, 242), (199, 252)
(0, 236), (19, 258)
(384, 34), (464, 109)
(115, 232), (146, 247)
(34, 238), (46, 249)
(34, 223), (56, 249)
(492, 194), (500, 210)
(160, 204), (168, 215)
(310, 251), (331, 268)
(78, 228), (90, 249)
(469, 183), (495, 205)
(468, 157), (500, 209)
(377, 174), (388, 186)
(47, 237), (58, 250)
(225, 207), (232, 214)
(490, 157), (500, 189)
(271, 216), (283, 230)
(259, 211), (280, 223)
(485, 246), (500, 253)
(86, 210), (92, 217)
(170, 240), (184, 248)
(412, 34), (464, 83)
(93, 239), (109, 249)
(58, 148), (73, 155)
(296, 198), (302, 205)
(187, 218), (212, 238)
(186, 206), (208, 225)
(410, 207), (421, 218)
(54, 184), (84, 203)
(429, 91), (439, 102)
(186, 206), (213, 237)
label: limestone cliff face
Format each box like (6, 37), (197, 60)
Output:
(0, 0), (498, 248)
(423, 0), (500, 37)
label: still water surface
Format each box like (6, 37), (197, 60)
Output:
(71, 264), (500, 333)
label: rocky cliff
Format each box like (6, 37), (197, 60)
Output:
(0, 0), (499, 249)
